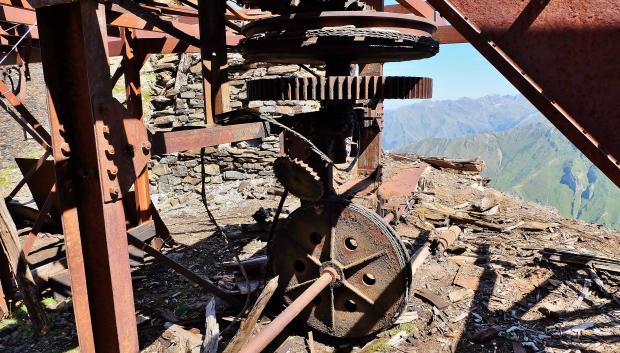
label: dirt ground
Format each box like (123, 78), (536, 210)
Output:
(1, 153), (619, 353)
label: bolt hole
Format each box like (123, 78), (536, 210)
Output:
(293, 260), (306, 273)
(362, 273), (376, 286)
(310, 232), (322, 245)
(345, 299), (357, 312)
(344, 237), (358, 251)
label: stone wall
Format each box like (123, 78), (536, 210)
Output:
(147, 52), (320, 130)
(149, 135), (280, 197)
(147, 52), (321, 200)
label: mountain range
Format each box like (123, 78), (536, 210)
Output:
(384, 95), (620, 228)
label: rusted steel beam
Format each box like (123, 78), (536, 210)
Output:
(395, 0), (435, 19)
(0, 5), (36, 25)
(356, 0), (383, 177)
(112, 0), (200, 47)
(383, 4), (466, 44)
(36, 1), (139, 351)
(198, 0), (228, 125)
(21, 184), (55, 257)
(427, 0), (620, 187)
(0, 79), (52, 149)
(122, 28), (152, 225)
(127, 231), (243, 309)
(7, 149), (51, 201)
(150, 122), (268, 155)
(0, 0), (33, 9)
(435, 24), (466, 44)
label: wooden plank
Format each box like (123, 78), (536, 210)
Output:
(222, 276), (279, 353)
(0, 200), (49, 333)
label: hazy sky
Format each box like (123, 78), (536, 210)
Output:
(381, 0), (519, 109)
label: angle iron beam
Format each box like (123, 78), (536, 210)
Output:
(0, 79), (52, 148)
(122, 28), (152, 224)
(150, 122), (268, 155)
(112, 0), (200, 47)
(36, 1), (139, 352)
(427, 0), (620, 187)
(198, 0), (228, 125)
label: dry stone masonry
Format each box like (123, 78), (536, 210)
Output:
(147, 52), (322, 202)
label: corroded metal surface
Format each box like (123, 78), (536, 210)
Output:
(273, 157), (324, 201)
(241, 12), (438, 64)
(428, 0), (620, 187)
(270, 198), (410, 338)
(247, 76), (433, 101)
(237, 0), (365, 14)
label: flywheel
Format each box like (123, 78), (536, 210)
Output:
(270, 198), (411, 338)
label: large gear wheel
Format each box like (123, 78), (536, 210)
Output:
(240, 12), (439, 64)
(273, 157), (324, 201)
(270, 198), (411, 338)
(247, 76), (433, 101)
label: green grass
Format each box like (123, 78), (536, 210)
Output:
(359, 323), (419, 353)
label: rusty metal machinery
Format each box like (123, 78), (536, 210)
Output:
(238, 0), (438, 343)
(270, 199), (411, 338)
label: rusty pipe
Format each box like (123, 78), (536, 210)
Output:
(239, 270), (336, 353)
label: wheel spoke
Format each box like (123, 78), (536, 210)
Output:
(329, 285), (336, 332)
(342, 280), (375, 305)
(284, 237), (321, 268)
(343, 249), (387, 271)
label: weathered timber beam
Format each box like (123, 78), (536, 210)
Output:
(150, 123), (268, 155)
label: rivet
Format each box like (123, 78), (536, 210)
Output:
(141, 142), (152, 154)
(60, 142), (71, 156)
(108, 166), (118, 178)
(106, 145), (116, 157)
(102, 126), (111, 136)
(109, 186), (119, 198)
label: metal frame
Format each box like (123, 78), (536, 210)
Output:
(0, 0), (616, 351)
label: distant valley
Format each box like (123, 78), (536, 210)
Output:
(384, 95), (620, 228)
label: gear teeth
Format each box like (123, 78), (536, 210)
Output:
(273, 156), (324, 201)
(292, 158), (320, 181)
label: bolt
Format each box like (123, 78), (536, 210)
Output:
(102, 126), (111, 137)
(105, 145), (115, 157)
(60, 142), (71, 156)
(141, 142), (152, 154)
(109, 186), (119, 199)
(108, 166), (118, 179)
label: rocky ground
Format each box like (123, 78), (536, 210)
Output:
(1, 154), (619, 353)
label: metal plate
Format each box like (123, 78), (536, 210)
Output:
(247, 76), (432, 101)
(270, 198), (410, 338)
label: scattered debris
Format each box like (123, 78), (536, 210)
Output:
(449, 288), (474, 303)
(201, 297), (219, 353)
(418, 156), (485, 173)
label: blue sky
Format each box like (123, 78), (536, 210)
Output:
(381, 0), (519, 109)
